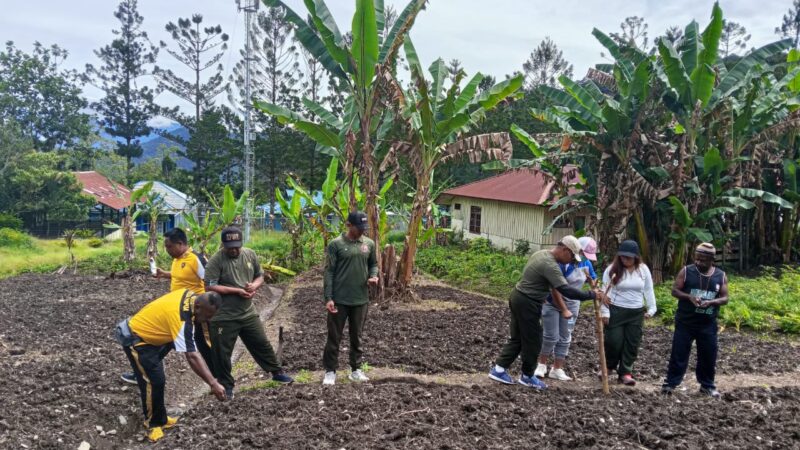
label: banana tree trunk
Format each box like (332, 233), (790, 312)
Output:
(359, 119), (383, 297)
(398, 176), (430, 289)
(147, 215), (158, 260)
(122, 215), (136, 264)
(670, 232), (687, 275)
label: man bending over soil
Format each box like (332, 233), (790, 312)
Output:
(115, 289), (226, 442)
(322, 211), (379, 386)
(205, 226), (293, 400)
(489, 236), (607, 390)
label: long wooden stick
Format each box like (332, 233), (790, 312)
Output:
(594, 274), (615, 395)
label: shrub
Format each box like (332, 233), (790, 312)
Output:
(0, 213), (23, 230)
(387, 230), (406, 244)
(468, 237), (493, 253)
(74, 229), (96, 239)
(87, 238), (104, 248)
(0, 227), (33, 248)
(515, 239), (531, 256)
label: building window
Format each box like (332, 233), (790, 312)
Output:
(469, 206), (482, 234)
(454, 203), (461, 210)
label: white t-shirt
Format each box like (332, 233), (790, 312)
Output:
(600, 264), (657, 318)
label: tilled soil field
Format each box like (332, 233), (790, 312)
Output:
(166, 379), (800, 449)
(280, 281), (800, 381)
(0, 274), (242, 449)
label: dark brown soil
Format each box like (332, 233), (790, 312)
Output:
(0, 274), (267, 449)
(280, 282), (800, 380)
(165, 379), (800, 449)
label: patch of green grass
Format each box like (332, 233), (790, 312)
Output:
(655, 266), (800, 334)
(239, 380), (282, 392)
(416, 241), (526, 299)
(248, 230), (323, 278)
(293, 369), (313, 384)
(359, 362), (373, 373)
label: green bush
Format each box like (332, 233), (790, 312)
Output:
(467, 237), (493, 254)
(0, 213), (23, 230)
(387, 230), (406, 244)
(87, 238), (104, 248)
(515, 239), (531, 256)
(74, 229), (96, 239)
(0, 227), (33, 248)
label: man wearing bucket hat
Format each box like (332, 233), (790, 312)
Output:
(322, 212), (379, 386)
(205, 226), (293, 400)
(489, 236), (607, 390)
(661, 242), (729, 398)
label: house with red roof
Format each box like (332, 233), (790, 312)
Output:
(437, 168), (585, 252)
(73, 171), (131, 235)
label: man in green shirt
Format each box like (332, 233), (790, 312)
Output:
(322, 212), (379, 386)
(205, 227), (293, 399)
(489, 236), (605, 390)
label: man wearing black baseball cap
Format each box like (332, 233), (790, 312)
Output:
(321, 211), (379, 385)
(204, 226), (293, 399)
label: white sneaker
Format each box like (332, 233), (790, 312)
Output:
(322, 371), (336, 386)
(348, 369), (370, 382)
(549, 367), (573, 381)
(534, 363), (548, 378)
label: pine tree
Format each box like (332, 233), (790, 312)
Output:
(155, 14), (229, 129)
(86, 0), (159, 182)
(447, 59), (464, 84)
(663, 26), (684, 45)
(184, 108), (235, 201)
(610, 16), (649, 50)
(721, 20), (751, 58)
(522, 37), (574, 89)
(776, 0), (800, 48)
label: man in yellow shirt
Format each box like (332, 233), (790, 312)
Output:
(117, 289), (226, 442)
(122, 228), (211, 385)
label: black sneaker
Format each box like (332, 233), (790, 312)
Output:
(225, 387), (235, 401)
(121, 372), (137, 385)
(661, 385), (675, 395)
(699, 386), (721, 398)
(271, 371), (294, 384)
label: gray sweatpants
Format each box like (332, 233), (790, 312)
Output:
(540, 299), (581, 359)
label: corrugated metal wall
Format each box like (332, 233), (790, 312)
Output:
(449, 196), (574, 251)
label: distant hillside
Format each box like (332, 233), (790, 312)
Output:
(96, 121), (193, 169)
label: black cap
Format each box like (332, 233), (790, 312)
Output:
(347, 211), (369, 231)
(617, 240), (640, 258)
(221, 226), (243, 248)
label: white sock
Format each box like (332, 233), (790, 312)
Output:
(494, 365), (505, 373)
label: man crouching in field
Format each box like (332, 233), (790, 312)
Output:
(115, 290), (226, 442)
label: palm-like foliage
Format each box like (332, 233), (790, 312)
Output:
(182, 185), (249, 256)
(256, 0), (428, 287)
(383, 38), (522, 287)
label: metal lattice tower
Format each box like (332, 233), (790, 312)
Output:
(237, 0), (258, 242)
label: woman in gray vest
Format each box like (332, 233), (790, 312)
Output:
(661, 243), (729, 398)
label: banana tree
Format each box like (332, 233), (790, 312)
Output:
(182, 185), (249, 256)
(275, 185), (304, 263)
(104, 181), (153, 264)
(140, 190), (167, 260)
(382, 38), (522, 289)
(289, 158), (340, 247)
(257, 0), (428, 286)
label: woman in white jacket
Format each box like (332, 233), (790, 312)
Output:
(600, 240), (656, 386)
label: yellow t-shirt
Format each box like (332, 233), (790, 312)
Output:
(128, 289), (198, 352)
(170, 247), (206, 294)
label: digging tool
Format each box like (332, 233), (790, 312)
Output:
(594, 273), (615, 395)
(276, 326), (284, 365)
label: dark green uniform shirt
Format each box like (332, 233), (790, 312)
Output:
(515, 250), (568, 302)
(204, 247), (263, 321)
(323, 233), (379, 306)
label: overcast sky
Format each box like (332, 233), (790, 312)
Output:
(0, 0), (793, 123)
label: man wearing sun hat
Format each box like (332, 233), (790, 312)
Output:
(489, 236), (607, 390)
(661, 242), (729, 398)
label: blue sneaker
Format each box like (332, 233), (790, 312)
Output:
(518, 374), (547, 390)
(488, 366), (514, 385)
(271, 372), (294, 384)
(121, 372), (137, 385)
